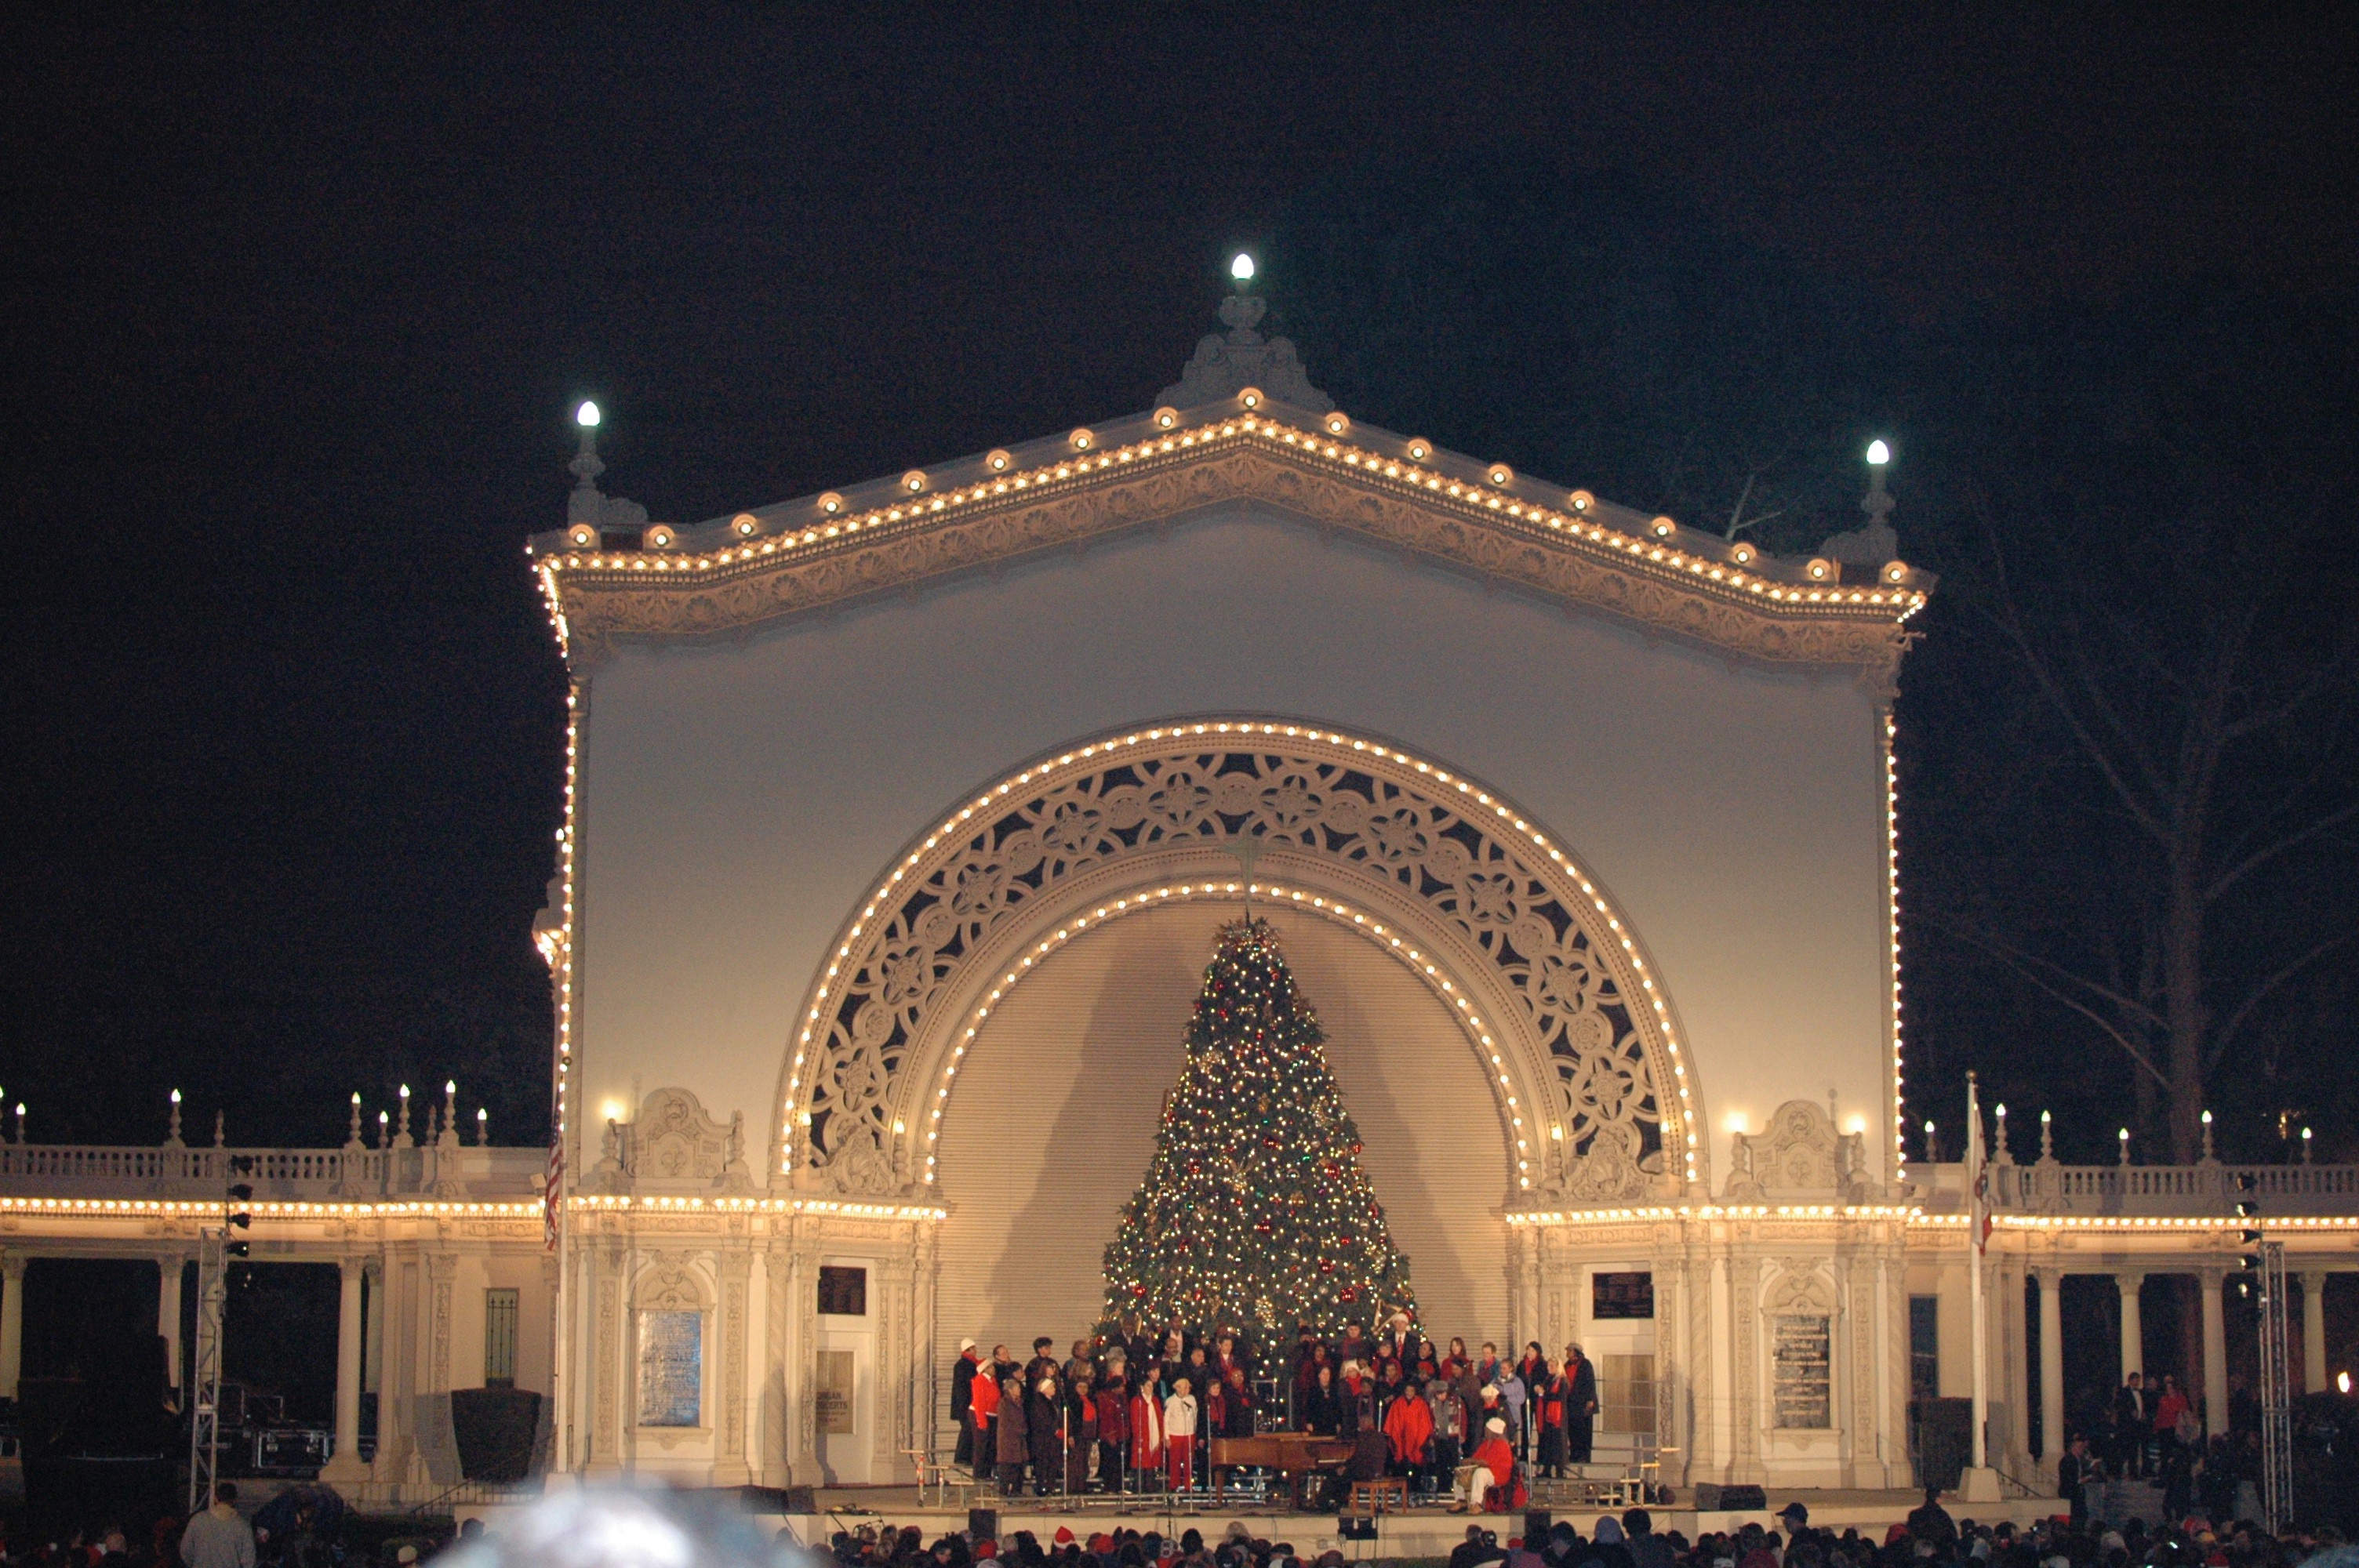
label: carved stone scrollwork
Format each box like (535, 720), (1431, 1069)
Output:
(627, 1089), (752, 1192)
(782, 728), (1686, 1203)
(1727, 1100), (1874, 1202)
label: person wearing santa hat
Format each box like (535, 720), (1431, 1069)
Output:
(1454, 1417), (1515, 1512)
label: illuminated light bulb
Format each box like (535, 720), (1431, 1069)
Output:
(1866, 439), (1890, 466)
(1230, 252), (1256, 282)
(576, 401), (600, 428)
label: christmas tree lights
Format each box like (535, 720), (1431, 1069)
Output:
(1101, 917), (1415, 1344)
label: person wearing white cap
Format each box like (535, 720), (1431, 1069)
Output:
(1453, 1416), (1514, 1512)
(954, 1338), (983, 1467)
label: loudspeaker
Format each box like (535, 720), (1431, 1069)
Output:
(1694, 1483), (1766, 1511)
(1338, 1518), (1378, 1541)
(969, 1508), (1000, 1541)
(1524, 1510), (1553, 1546)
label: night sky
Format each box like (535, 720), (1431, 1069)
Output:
(4, 8), (2354, 1155)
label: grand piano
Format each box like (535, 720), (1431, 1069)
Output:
(1207, 1432), (1369, 1508)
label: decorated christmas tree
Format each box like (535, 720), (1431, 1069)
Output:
(1102, 917), (1415, 1342)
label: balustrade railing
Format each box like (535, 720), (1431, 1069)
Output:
(0, 1141), (546, 1201)
(1914, 1156), (2359, 1218)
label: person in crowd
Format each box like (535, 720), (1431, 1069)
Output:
(1164, 1374), (1200, 1494)
(1096, 1358), (1132, 1490)
(1380, 1310), (1420, 1370)
(1563, 1342), (1598, 1465)
(1027, 1371), (1067, 1496)
(1129, 1371), (1165, 1490)
(1441, 1337), (1471, 1381)
(2055, 1432), (2091, 1530)
(1474, 1341), (1502, 1388)
(1338, 1358), (1375, 1436)
(1427, 1372), (1466, 1494)
(1218, 1363), (1256, 1438)
(994, 1374), (1032, 1497)
(1383, 1373), (1434, 1487)
(181, 1483), (256, 1568)
(1904, 1484), (1955, 1552)
(954, 1338), (983, 1466)
(1535, 1354), (1568, 1479)
(1456, 1415), (1514, 1513)
(1490, 1356), (1526, 1457)
(2113, 1369), (2149, 1478)
(1066, 1372), (1099, 1494)
(972, 1352), (1005, 1477)
(1302, 1363), (1342, 1436)
(1026, 1337), (1062, 1386)
(1514, 1343), (1548, 1459)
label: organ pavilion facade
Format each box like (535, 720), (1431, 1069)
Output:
(0, 290), (2349, 1506)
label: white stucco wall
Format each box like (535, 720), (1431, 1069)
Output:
(572, 504), (1896, 1189)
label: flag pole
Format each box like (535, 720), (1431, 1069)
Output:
(1961, 1071), (1999, 1500)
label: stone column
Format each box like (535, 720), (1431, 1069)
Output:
(2199, 1269), (2229, 1436)
(2036, 1270), (2065, 1474)
(2002, 1258), (2033, 1475)
(0, 1254), (26, 1399)
(324, 1258), (369, 1481)
(2117, 1272), (2143, 1382)
(2302, 1273), (2329, 1395)
(158, 1256), (186, 1396)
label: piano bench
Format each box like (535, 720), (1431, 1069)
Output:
(1348, 1477), (1410, 1515)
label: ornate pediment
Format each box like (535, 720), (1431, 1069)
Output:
(1727, 1099), (1876, 1203)
(532, 402), (1928, 681)
(595, 1087), (758, 1196)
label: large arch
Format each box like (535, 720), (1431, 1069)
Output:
(774, 718), (1705, 1203)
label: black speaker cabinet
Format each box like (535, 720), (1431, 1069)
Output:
(1338, 1517), (1378, 1541)
(1695, 1483), (1766, 1511)
(1524, 1510), (1553, 1546)
(969, 1508), (1000, 1541)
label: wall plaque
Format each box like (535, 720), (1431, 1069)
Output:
(816, 1349), (856, 1435)
(818, 1265), (868, 1316)
(1772, 1314), (1831, 1429)
(638, 1309), (702, 1428)
(1592, 1271), (1655, 1319)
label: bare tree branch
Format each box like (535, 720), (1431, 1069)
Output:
(2205, 930), (2359, 1073)
(1922, 915), (2173, 1087)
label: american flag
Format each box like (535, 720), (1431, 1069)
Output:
(545, 1130), (565, 1250)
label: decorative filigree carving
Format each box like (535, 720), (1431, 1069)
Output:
(549, 438), (1915, 678)
(1765, 1260), (1838, 1316)
(638, 1265), (707, 1312)
(785, 731), (1680, 1202)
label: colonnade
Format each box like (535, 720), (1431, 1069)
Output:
(2008, 1265), (2347, 1479)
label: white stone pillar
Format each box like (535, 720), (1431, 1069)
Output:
(158, 1256), (185, 1395)
(2003, 1259), (2032, 1475)
(0, 1254), (25, 1399)
(2037, 1269), (2065, 1473)
(324, 1258), (369, 1481)
(2200, 1269), (2228, 1435)
(2117, 1272), (2143, 1381)
(2303, 1272), (2329, 1395)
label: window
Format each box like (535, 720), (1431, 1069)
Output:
(818, 1265), (867, 1316)
(1591, 1272), (1655, 1319)
(483, 1289), (519, 1387)
(1909, 1294), (1939, 1403)
(1601, 1353), (1655, 1436)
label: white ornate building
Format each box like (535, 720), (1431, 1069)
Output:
(0, 292), (2349, 1503)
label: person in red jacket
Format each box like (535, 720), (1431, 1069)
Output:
(1128, 1377), (1165, 1490)
(1455, 1416), (1515, 1512)
(970, 1355), (1003, 1477)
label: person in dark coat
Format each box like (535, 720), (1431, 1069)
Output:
(953, 1338), (983, 1466)
(1563, 1344), (1598, 1465)
(1027, 1373), (1067, 1496)
(1096, 1367), (1131, 1490)
(1218, 1364), (1256, 1438)
(994, 1375), (1031, 1497)
(1302, 1364), (1343, 1436)
(1065, 1374), (1098, 1494)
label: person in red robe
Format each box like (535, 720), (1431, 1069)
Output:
(1128, 1378), (1164, 1490)
(1383, 1381), (1434, 1485)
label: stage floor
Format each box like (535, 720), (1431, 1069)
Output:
(776, 1487), (2066, 1556)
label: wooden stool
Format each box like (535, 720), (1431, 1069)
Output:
(1348, 1477), (1409, 1515)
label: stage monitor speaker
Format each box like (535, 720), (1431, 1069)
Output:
(1338, 1517), (1378, 1541)
(1694, 1483), (1766, 1511)
(1524, 1510), (1553, 1545)
(969, 1508), (1000, 1541)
